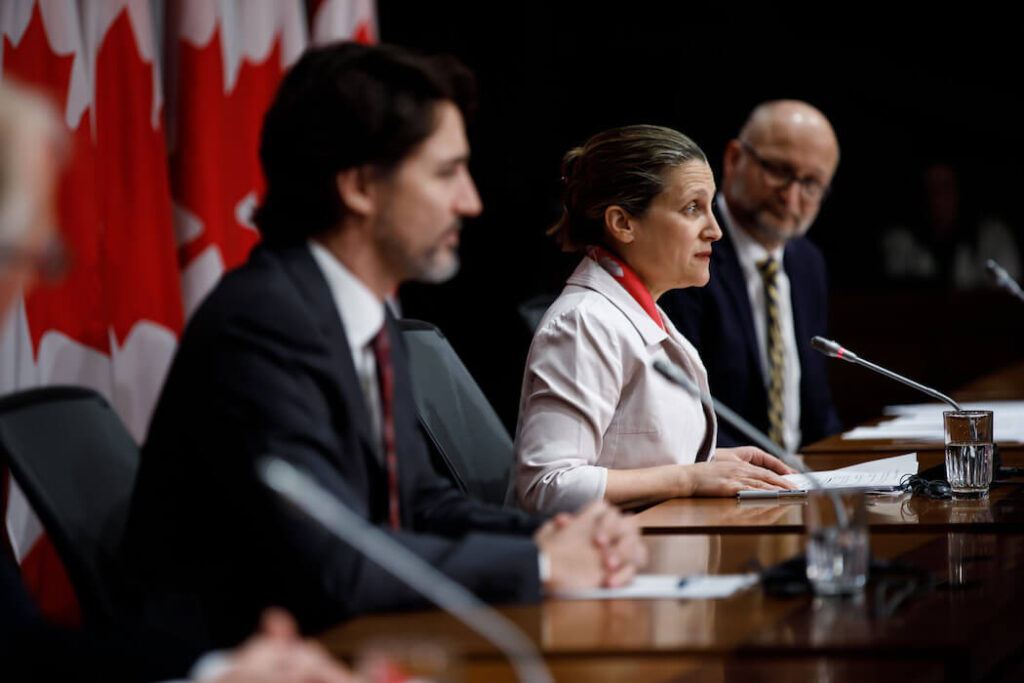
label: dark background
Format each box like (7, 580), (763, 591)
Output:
(380, 5), (1024, 434)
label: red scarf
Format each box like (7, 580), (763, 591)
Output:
(587, 246), (665, 330)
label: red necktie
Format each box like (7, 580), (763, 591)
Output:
(371, 326), (400, 529)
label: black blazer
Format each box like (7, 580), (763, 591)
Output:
(660, 205), (841, 449)
(122, 244), (544, 648)
(1, 551), (199, 681)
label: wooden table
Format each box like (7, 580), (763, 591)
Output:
(321, 533), (1024, 682)
(320, 364), (1024, 681)
(635, 485), (1024, 535)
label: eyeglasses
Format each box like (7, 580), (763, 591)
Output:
(0, 234), (69, 282)
(739, 141), (830, 202)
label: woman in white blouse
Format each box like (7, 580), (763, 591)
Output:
(514, 125), (794, 514)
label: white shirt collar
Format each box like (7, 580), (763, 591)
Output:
(307, 240), (385, 352)
(717, 193), (785, 279)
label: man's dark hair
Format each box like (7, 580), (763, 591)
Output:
(252, 42), (477, 246)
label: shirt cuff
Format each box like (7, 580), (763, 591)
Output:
(538, 551), (551, 586)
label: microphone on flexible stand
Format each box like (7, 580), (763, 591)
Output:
(256, 457), (552, 683)
(810, 336), (992, 474)
(810, 336), (962, 411)
(985, 259), (1024, 304)
(652, 360), (849, 528)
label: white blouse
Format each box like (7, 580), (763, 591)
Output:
(513, 257), (717, 514)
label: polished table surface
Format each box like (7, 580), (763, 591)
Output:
(320, 364), (1024, 681)
(321, 532), (1024, 681)
(635, 485), (1024, 535)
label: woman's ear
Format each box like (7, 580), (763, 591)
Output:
(604, 205), (636, 245)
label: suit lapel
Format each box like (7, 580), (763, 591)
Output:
(275, 244), (380, 464)
(784, 244), (813, 400)
(714, 218), (766, 381)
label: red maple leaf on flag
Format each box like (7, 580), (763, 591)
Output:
(172, 28), (286, 281)
(92, 10), (182, 346)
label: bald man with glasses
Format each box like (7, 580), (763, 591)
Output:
(661, 99), (842, 452)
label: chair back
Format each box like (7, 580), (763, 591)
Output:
(399, 320), (514, 506)
(0, 386), (139, 624)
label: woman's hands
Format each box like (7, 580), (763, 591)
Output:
(715, 446), (797, 474)
(679, 447), (797, 497)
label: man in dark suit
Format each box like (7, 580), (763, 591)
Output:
(0, 80), (355, 683)
(661, 100), (841, 451)
(122, 42), (645, 648)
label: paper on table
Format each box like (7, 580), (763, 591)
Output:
(783, 469), (907, 491)
(784, 452), (917, 491)
(738, 453), (918, 497)
(837, 452), (918, 473)
(842, 400), (1024, 442)
(554, 573), (759, 600)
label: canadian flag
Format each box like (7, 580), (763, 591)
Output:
(309, 0), (377, 45)
(171, 0), (377, 315)
(1, 0), (376, 625)
(0, 0), (182, 624)
(168, 1), (307, 316)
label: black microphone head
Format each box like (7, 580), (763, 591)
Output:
(810, 336), (841, 357)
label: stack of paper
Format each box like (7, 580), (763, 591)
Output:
(842, 400), (1024, 442)
(555, 573), (759, 600)
(737, 453), (918, 498)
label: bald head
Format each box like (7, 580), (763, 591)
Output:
(740, 100), (838, 156)
(722, 99), (839, 250)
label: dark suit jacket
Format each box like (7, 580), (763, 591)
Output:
(1, 551), (198, 682)
(122, 243), (544, 648)
(660, 205), (841, 449)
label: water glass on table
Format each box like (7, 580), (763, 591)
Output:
(943, 410), (994, 499)
(805, 489), (869, 596)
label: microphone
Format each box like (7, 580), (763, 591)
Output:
(652, 360), (849, 528)
(256, 457), (552, 683)
(985, 259), (1024, 304)
(810, 336), (962, 412)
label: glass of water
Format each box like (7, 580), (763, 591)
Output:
(943, 410), (994, 499)
(805, 489), (869, 596)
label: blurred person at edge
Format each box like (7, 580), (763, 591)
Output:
(0, 79), (355, 683)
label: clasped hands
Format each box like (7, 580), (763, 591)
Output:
(534, 499), (648, 593)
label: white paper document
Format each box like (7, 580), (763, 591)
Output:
(555, 573), (759, 600)
(737, 453), (918, 498)
(842, 400), (1024, 442)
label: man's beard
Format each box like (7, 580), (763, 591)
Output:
(375, 223), (462, 285)
(751, 209), (811, 245)
(412, 246), (460, 283)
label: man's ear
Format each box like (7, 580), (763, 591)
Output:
(604, 205), (636, 245)
(335, 167), (377, 217)
(722, 139), (743, 181)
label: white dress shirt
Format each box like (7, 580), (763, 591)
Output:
(513, 257), (717, 515)
(308, 240), (385, 461)
(717, 194), (802, 452)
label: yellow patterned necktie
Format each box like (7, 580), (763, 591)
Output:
(758, 257), (785, 448)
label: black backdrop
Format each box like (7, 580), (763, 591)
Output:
(378, 6), (1024, 432)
